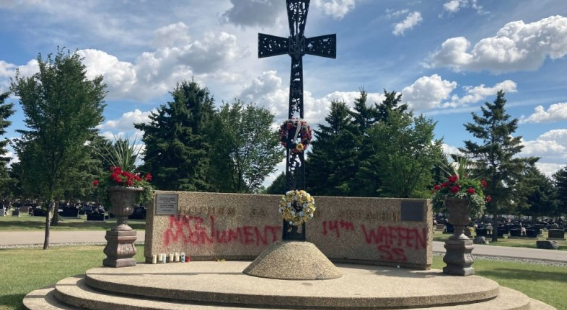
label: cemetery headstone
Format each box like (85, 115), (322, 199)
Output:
(547, 229), (566, 240)
(536, 240), (559, 250)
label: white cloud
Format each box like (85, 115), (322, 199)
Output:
(441, 143), (462, 156)
(521, 130), (567, 176)
(401, 74), (457, 110)
(0, 59), (39, 91)
(239, 71), (384, 125)
(313, 0), (356, 20)
(98, 109), (154, 133)
(443, 80), (517, 107)
(386, 9), (409, 19)
(152, 22), (191, 48)
(520, 103), (567, 124)
(443, 0), (464, 13)
(393, 11), (423, 36)
(221, 0), (282, 27)
(428, 15), (567, 73)
(442, 0), (484, 14)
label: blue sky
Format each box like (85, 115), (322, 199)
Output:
(0, 0), (566, 186)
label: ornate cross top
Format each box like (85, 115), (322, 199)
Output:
(258, 0), (336, 241)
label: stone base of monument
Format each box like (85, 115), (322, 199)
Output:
(23, 262), (556, 310)
(243, 241), (342, 280)
(102, 230), (137, 268)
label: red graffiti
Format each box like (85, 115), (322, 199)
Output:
(163, 215), (281, 246)
(361, 225), (427, 263)
(322, 220), (355, 238)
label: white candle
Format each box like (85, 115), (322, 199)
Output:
(169, 253), (174, 262)
(152, 254), (157, 264)
(161, 254), (166, 264)
(174, 253), (179, 262)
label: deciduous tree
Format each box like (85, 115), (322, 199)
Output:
(11, 48), (106, 249)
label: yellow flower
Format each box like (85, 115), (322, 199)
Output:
(296, 143), (305, 152)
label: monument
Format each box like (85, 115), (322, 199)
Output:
(21, 1), (557, 309)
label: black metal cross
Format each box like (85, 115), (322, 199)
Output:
(259, 0), (336, 241)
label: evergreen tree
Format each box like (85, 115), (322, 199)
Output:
(135, 80), (214, 191)
(306, 101), (357, 196)
(376, 90), (408, 123)
(553, 166), (567, 217)
(11, 48), (106, 248)
(0, 92), (15, 198)
(514, 166), (557, 218)
(266, 172), (286, 194)
(461, 91), (538, 241)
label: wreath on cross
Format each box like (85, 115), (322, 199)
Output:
(279, 190), (316, 226)
(278, 120), (313, 153)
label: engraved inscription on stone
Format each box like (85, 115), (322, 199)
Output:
(156, 194), (179, 215)
(401, 201), (425, 222)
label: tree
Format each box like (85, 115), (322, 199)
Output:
(135, 80), (214, 191)
(266, 172), (286, 194)
(208, 101), (283, 193)
(357, 111), (443, 198)
(0, 92), (15, 198)
(376, 89), (408, 123)
(11, 48), (106, 249)
(306, 100), (358, 196)
(460, 91), (538, 241)
(514, 166), (557, 218)
(553, 166), (567, 217)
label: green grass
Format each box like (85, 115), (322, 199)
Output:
(431, 256), (567, 309)
(0, 245), (565, 310)
(0, 214), (145, 231)
(433, 229), (567, 251)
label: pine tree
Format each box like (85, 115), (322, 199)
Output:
(553, 166), (567, 218)
(135, 80), (214, 191)
(514, 166), (557, 218)
(0, 92), (15, 198)
(461, 91), (538, 241)
(306, 101), (357, 196)
(376, 90), (408, 123)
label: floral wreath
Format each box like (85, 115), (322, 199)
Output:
(278, 190), (316, 226)
(278, 120), (313, 153)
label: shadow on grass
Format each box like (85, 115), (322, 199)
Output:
(0, 293), (26, 310)
(479, 268), (567, 284)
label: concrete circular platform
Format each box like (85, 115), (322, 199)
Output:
(85, 262), (500, 309)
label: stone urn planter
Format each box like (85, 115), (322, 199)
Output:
(443, 198), (475, 276)
(103, 186), (142, 268)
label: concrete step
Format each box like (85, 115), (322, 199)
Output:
(24, 277), (552, 310)
(82, 262), (501, 309)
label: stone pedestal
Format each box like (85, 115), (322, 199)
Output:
(443, 198), (475, 276)
(103, 230), (137, 267)
(443, 238), (475, 276)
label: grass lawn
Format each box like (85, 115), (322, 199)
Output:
(0, 245), (566, 310)
(433, 229), (567, 251)
(0, 214), (145, 231)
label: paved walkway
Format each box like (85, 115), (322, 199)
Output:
(1, 231), (566, 262)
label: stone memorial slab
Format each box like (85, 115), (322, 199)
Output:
(145, 191), (433, 270)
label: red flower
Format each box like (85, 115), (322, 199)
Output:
(93, 180), (99, 187)
(481, 180), (487, 187)
(433, 184), (441, 191)
(450, 186), (460, 194)
(448, 175), (459, 183)
(145, 173), (153, 181)
(485, 195), (492, 202)
(467, 188), (475, 194)
(441, 182), (449, 188)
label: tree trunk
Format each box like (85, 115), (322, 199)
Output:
(50, 204), (60, 226)
(43, 202), (52, 250)
(491, 216), (498, 242)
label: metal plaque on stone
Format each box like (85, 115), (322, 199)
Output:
(155, 194), (179, 215)
(400, 200), (425, 222)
